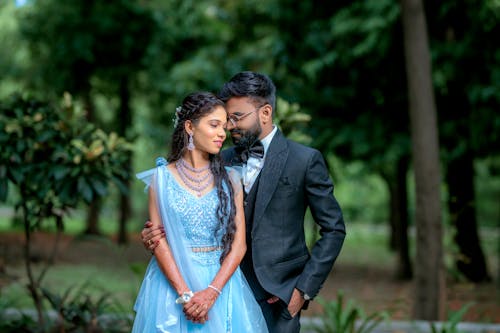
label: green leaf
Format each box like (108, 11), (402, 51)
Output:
(78, 177), (93, 203)
(90, 178), (108, 197)
(52, 166), (70, 180)
(111, 176), (129, 195)
(9, 168), (23, 184)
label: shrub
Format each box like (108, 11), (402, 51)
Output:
(307, 292), (390, 333)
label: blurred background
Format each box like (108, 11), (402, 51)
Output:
(0, 0), (498, 332)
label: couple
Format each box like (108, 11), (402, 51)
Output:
(132, 72), (346, 333)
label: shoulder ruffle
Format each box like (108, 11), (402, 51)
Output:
(136, 157), (168, 191)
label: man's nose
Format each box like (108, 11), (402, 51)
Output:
(225, 120), (235, 130)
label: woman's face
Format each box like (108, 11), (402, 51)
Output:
(190, 105), (227, 155)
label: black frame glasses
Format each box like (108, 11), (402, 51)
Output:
(227, 103), (267, 127)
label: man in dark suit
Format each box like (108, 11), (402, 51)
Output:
(218, 71), (345, 332)
(142, 71), (346, 332)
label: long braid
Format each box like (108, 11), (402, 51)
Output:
(210, 154), (236, 263)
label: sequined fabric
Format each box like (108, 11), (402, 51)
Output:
(132, 161), (268, 333)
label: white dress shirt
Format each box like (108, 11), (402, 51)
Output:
(242, 126), (277, 193)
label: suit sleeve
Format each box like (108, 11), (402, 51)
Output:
(295, 149), (346, 298)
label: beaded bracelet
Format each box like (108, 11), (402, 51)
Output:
(208, 284), (222, 295)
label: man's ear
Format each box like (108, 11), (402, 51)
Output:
(260, 104), (273, 124)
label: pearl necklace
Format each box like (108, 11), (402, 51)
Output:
(176, 158), (213, 197)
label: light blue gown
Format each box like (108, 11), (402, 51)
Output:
(132, 158), (268, 333)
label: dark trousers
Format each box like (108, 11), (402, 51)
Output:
(258, 298), (301, 333)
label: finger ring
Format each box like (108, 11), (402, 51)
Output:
(148, 240), (153, 246)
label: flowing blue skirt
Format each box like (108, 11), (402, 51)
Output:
(132, 257), (268, 333)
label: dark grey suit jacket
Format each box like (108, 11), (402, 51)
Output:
(222, 129), (345, 304)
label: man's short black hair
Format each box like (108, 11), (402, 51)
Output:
(218, 71), (276, 111)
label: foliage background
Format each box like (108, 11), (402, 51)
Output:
(0, 0), (498, 329)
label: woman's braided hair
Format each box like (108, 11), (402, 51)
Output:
(167, 92), (236, 263)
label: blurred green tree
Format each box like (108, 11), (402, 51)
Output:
(3, 0), (497, 285)
(425, 0), (499, 283)
(0, 93), (132, 328)
(17, 0), (157, 242)
(250, 0), (498, 283)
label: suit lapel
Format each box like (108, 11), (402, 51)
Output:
(254, 129), (288, 225)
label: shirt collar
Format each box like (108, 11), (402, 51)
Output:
(260, 125), (277, 158)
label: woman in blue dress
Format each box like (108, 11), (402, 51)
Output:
(132, 92), (268, 333)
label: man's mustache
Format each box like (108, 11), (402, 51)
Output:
(230, 129), (242, 136)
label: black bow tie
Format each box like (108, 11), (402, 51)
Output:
(236, 141), (264, 163)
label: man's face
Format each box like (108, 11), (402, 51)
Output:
(225, 97), (262, 148)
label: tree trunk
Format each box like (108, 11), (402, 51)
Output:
(400, 0), (445, 320)
(118, 178), (131, 244)
(388, 174), (398, 252)
(441, 78), (491, 283)
(394, 157), (412, 280)
(84, 197), (102, 235)
(382, 156), (412, 280)
(117, 76), (132, 244)
(82, 88), (103, 236)
(447, 150), (490, 282)
(22, 204), (44, 328)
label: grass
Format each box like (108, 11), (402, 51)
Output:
(336, 224), (395, 268)
(0, 212), (140, 236)
(1, 218), (396, 315)
(1, 211), (498, 318)
(2, 259), (143, 312)
(0, 209), (145, 313)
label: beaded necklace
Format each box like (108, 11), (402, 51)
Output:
(175, 158), (213, 197)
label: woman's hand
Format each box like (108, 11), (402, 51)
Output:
(183, 288), (219, 323)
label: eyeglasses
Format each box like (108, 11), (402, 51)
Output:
(227, 103), (267, 128)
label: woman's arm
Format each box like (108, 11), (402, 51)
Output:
(183, 179), (247, 321)
(149, 186), (210, 323)
(148, 187), (192, 301)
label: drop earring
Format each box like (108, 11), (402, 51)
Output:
(187, 133), (195, 151)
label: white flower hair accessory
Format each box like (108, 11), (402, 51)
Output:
(173, 106), (182, 128)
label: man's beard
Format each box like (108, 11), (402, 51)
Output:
(230, 122), (262, 149)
